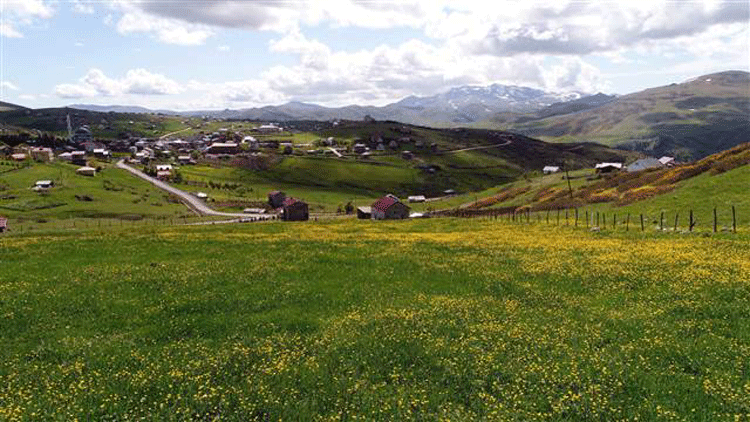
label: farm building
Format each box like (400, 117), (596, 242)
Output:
(371, 194), (410, 220)
(401, 151), (414, 160)
(357, 206), (372, 219)
(627, 157), (663, 172)
(206, 142), (239, 155)
(76, 166), (97, 177)
(543, 166), (560, 174)
(0, 217), (6, 232)
(34, 180), (53, 189)
(156, 171), (172, 180)
(408, 195), (426, 203)
(268, 191), (286, 208)
(31, 147), (53, 162)
(71, 151), (87, 166)
(11, 153), (27, 161)
(659, 156), (676, 166)
(595, 162), (623, 173)
(155, 164), (173, 172)
(280, 198), (309, 221)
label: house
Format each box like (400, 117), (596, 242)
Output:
(243, 208), (266, 214)
(659, 156), (676, 167)
(195, 192), (208, 200)
(93, 148), (111, 159)
(401, 150), (414, 160)
(543, 166), (560, 174)
(71, 151), (87, 166)
(205, 142), (239, 155)
(58, 152), (72, 161)
(11, 153), (27, 161)
(177, 155), (194, 165)
(156, 171), (172, 180)
(371, 194), (410, 220)
(280, 197), (309, 221)
(268, 191), (286, 208)
(30, 147), (53, 162)
(388, 140), (399, 150)
(35, 180), (54, 189)
(627, 157), (663, 172)
(76, 166), (97, 177)
(0, 216), (6, 232)
(155, 164), (173, 172)
(357, 206), (372, 219)
(595, 162), (623, 173)
(353, 143), (367, 154)
(72, 126), (92, 144)
(253, 123), (283, 133)
(408, 195), (426, 203)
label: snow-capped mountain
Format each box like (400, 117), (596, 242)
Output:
(70, 83), (588, 126)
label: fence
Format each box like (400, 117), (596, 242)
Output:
(435, 205), (741, 234)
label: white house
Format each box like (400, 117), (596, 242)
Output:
(543, 166), (560, 174)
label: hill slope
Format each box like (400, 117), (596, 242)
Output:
(496, 71), (750, 160)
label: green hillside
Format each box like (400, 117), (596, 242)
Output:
(488, 71), (750, 160)
(451, 142), (750, 227)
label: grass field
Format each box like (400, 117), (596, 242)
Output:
(0, 161), (188, 223)
(1, 219), (748, 420)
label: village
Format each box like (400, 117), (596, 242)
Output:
(0, 114), (681, 232)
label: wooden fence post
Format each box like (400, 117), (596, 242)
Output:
(660, 212), (664, 231)
(575, 208), (578, 227)
(626, 213), (630, 232)
(613, 213), (617, 230)
(596, 212), (599, 227)
(713, 207), (717, 233)
(732, 205), (736, 233)
(603, 213), (606, 229)
(674, 212), (679, 231)
(557, 208), (560, 225)
(586, 210), (589, 228)
(546, 209), (550, 224)
(689, 209), (695, 232)
(565, 209), (569, 226)
(640, 214), (644, 232)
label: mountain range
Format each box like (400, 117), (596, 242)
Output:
(70, 84), (587, 126)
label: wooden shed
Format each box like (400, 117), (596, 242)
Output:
(281, 198), (309, 221)
(371, 194), (410, 220)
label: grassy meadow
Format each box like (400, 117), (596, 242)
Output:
(1, 218), (749, 420)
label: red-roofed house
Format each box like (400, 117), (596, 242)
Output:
(371, 194), (410, 220)
(280, 197), (309, 221)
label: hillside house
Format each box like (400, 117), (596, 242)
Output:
(595, 162), (623, 173)
(31, 147), (53, 162)
(253, 123), (283, 133)
(543, 166), (560, 174)
(71, 151), (87, 166)
(371, 194), (411, 220)
(627, 157), (663, 172)
(357, 206), (372, 219)
(93, 148), (111, 160)
(401, 151), (414, 160)
(35, 180), (54, 189)
(268, 191), (286, 208)
(206, 142), (239, 155)
(155, 164), (173, 172)
(353, 143), (367, 154)
(76, 166), (97, 177)
(58, 152), (72, 161)
(659, 156), (676, 167)
(280, 198), (309, 221)
(408, 195), (426, 203)
(177, 155), (194, 165)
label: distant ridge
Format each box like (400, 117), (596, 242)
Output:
(0, 100), (29, 112)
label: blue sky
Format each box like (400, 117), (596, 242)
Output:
(1, 0), (748, 110)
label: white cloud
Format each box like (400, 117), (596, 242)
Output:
(74, 41), (84, 47)
(54, 68), (184, 98)
(1, 81), (20, 90)
(1, 0), (55, 38)
(217, 45), (230, 52)
(115, 5), (214, 45)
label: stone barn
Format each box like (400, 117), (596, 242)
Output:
(281, 198), (309, 221)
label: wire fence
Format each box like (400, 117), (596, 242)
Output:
(436, 205), (742, 234)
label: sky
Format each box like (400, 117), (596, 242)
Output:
(0, 0), (748, 110)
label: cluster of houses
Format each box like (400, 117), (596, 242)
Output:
(267, 191), (309, 221)
(543, 156), (677, 175)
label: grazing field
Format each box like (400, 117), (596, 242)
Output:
(1, 219), (749, 420)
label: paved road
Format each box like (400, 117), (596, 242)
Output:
(116, 160), (272, 220)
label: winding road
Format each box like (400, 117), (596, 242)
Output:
(116, 160), (272, 220)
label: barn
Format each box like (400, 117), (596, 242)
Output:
(371, 194), (410, 220)
(280, 198), (309, 221)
